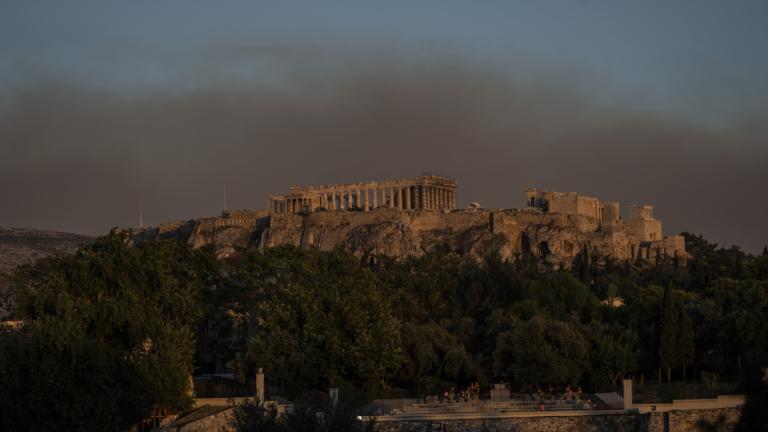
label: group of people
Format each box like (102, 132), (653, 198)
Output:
(528, 384), (583, 402)
(427, 382), (584, 405)
(442, 382), (480, 403)
(563, 384), (583, 401)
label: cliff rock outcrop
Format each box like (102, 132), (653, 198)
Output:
(130, 205), (683, 267)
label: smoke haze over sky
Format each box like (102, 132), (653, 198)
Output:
(1, 1), (766, 252)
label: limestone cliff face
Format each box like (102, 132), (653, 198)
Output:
(134, 207), (659, 267)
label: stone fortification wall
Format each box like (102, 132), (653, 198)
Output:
(260, 207), (642, 265)
(376, 413), (642, 432)
(132, 204), (682, 266)
(186, 210), (270, 258)
(266, 208), (495, 259)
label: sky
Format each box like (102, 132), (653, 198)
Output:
(0, 1), (766, 252)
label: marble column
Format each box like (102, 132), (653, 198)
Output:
(404, 186), (411, 210)
(373, 188), (378, 208)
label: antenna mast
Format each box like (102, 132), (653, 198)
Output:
(224, 183), (229, 212)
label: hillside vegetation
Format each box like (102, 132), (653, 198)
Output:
(0, 232), (767, 431)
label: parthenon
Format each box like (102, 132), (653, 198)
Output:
(268, 175), (457, 214)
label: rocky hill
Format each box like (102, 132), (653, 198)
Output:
(0, 227), (94, 274)
(127, 206), (684, 267)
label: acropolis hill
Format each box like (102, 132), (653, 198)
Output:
(128, 175), (686, 266)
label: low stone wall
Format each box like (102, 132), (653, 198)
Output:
(177, 409), (234, 432)
(665, 408), (740, 432)
(375, 408), (742, 432)
(375, 413), (645, 432)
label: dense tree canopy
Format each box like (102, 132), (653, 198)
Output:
(0, 234), (217, 431)
(231, 247), (403, 396)
(1, 231), (767, 430)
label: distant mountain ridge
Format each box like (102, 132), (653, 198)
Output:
(0, 227), (94, 274)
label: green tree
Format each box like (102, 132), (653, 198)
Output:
(394, 322), (480, 394)
(230, 398), (374, 432)
(0, 234), (211, 431)
(659, 286), (680, 383)
(658, 287), (695, 383)
(493, 316), (588, 389)
(238, 247), (403, 397)
(589, 323), (639, 388)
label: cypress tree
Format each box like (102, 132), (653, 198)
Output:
(659, 286), (680, 383)
(678, 306), (695, 382)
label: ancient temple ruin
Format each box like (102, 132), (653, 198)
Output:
(130, 175), (687, 265)
(268, 175), (457, 214)
(524, 188), (685, 261)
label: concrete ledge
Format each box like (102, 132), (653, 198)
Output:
(631, 395), (745, 413)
